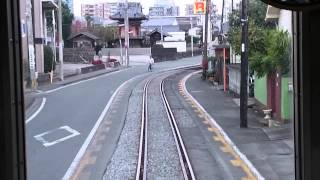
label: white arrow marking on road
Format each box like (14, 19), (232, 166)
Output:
(34, 126), (80, 147)
(26, 97), (46, 124)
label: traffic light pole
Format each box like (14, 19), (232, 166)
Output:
(202, 0), (210, 79)
(240, 0), (249, 128)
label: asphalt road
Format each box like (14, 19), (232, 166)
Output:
(25, 56), (201, 180)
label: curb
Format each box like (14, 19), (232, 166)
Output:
(181, 70), (265, 180)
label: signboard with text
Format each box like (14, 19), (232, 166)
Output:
(194, 1), (206, 15)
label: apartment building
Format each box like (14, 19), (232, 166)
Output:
(81, 2), (118, 20)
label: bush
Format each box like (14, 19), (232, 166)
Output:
(92, 60), (103, 65)
(44, 45), (56, 73)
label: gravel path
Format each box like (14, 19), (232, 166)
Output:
(146, 75), (184, 180)
(103, 80), (145, 180)
(103, 71), (185, 180)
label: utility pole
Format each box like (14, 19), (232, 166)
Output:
(51, 10), (57, 84)
(231, 0), (234, 12)
(161, 25), (164, 42)
(240, 0), (249, 128)
(203, 0), (210, 78)
(58, 0), (64, 80)
(124, 0), (129, 67)
(26, 0), (37, 89)
(190, 16), (194, 57)
(221, 0), (225, 34)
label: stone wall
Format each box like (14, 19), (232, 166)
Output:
(63, 48), (95, 63)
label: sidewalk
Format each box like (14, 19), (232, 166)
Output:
(24, 66), (125, 111)
(185, 72), (294, 180)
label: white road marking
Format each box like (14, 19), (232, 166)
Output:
(44, 68), (130, 94)
(62, 73), (145, 180)
(190, 90), (203, 93)
(34, 126), (80, 147)
(181, 70), (265, 180)
(26, 97), (47, 124)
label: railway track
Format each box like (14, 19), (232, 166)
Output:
(135, 72), (196, 180)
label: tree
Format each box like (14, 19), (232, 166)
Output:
(44, 45), (56, 73)
(91, 26), (117, 45)
(228, 0), (290, 77)
(250, 29), (290, 77)
(227, 0), (290, 77)
(45, 1), (73, 41)
(85, 15), (93, 30)
(61, 1), (74, 41)
(228, 0), (269, 55)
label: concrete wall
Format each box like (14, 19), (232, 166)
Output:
(101, 48), (151, 56)
(279, 10), (293, 120)
(164, 32), (185, 41)
(279, 10), (292, 34)
(228, 65), (241, 95)
(104, 55), (150, 65)
(157, 41), (186, 52)
(254, 75), (267, 106)
(102, 48), (151, 65)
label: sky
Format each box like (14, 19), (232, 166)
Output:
(73, 0), (229, 17)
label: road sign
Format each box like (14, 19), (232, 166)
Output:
(28, 45), (35, 70)
(194, 1), (206, 14)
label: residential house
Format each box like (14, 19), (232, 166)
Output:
(254, 6), (293, 122)
(67, 32), (100, 48)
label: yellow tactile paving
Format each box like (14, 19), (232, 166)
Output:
(179, 78), (258, 180)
